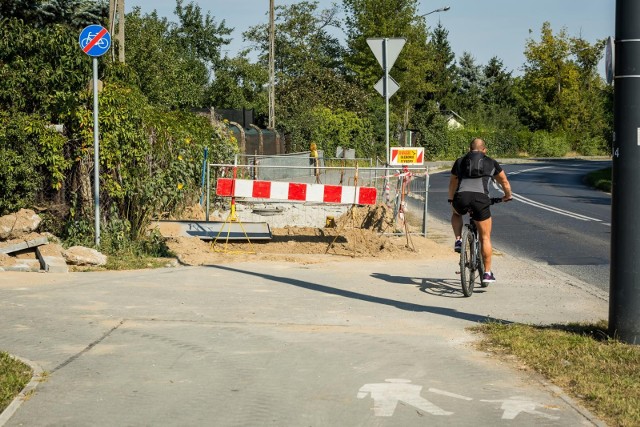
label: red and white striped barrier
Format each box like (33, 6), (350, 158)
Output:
(216, 178), (377, 205)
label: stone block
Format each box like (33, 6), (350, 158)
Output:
(0, 234), (49, 255)
(36, 243), (69, 273)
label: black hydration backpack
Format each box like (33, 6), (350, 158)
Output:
(461, 151), (487, 178)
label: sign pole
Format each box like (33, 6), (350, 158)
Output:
(366, 37), (405, 207)
(79, 24), (110, 247)
(92, 57), (101, 246)
(384, 38), (390, 166)
(383, 38), (390, 206)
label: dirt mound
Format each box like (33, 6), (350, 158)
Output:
(335, 204), (395, 232)
(161, 204), (455, 266)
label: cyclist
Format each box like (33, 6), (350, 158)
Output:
(448, 137), (512, 284)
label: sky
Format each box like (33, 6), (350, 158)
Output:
(125, 0), (615, 76)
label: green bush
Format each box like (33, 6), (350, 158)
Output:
(0, 111), (69, 215)
(61, 82), (237, 240)
(573, 135), (609, 156)
(522, 131), (571, 157)
(307, 106), (375, 159)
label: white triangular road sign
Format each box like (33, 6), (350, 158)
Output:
(374, 76), (400, 98)
(367, 38), (406, 70)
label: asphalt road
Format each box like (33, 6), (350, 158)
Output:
(426, 159), (612, 292)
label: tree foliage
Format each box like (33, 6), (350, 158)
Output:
(206, 55), (268, 113)
(424, 22), (455, 108)
(124, 9), (209, 109)
(0, 3), (238, 243)
(516, 22), (609, 153)
(0, 111), (70, 215)
(307, 106), (374, 159)
(242, 1), (369, 152)
(172, 0), (232, 68)
(0, 19), (91, 115)
(59, 82), (236, 239)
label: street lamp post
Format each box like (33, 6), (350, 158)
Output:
(420, 6), (450, 18)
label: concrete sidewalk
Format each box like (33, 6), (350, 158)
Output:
(0, 230), (608, 426)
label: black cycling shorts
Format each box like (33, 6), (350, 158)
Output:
(452, 192), (491, 221)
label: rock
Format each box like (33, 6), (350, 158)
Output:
(63, 246), (107, 266)
(0, 209), (42, 240)
(0, 253), (17, 268)
(14, 259), (41, 272)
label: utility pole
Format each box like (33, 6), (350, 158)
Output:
(610, 0), (640, 344)
(268, 0), (275, 129)
(108, 0), (125, 63)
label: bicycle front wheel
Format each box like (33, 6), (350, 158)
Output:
(460, 226), (475, 297)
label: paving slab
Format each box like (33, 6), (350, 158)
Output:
(0, 236), (608, 426)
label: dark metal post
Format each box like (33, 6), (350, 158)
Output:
(610, 0), (640, 344)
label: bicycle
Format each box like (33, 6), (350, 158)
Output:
(459, 197), (502, 297)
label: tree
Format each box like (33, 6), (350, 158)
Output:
(37, 0), (108, 28)
(425, 22), (455, 107)
(244, 1), (344, 76)
(516, 22), (610, 154)
(0, 0), (42, 22)
(276, 64), (370, 152)
(205, 54), (269, 114)
(483, 56), (515, 107)
(307, 106), (374, 158)
(0, 19), (90, 115)
(172, 0), (232, 69)
(450, 51), (485, 114)
(517, 22), (574, 131)
(343, 0), (435, 152)
(124, 8), (209, 109)
(242, 1), (368, 151)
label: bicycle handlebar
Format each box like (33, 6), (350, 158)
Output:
(490, 197), (503, 205)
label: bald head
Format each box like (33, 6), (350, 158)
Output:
(470, 138), (486, 152)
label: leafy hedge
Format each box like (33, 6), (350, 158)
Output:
(0, 111), (69, 214)
(60, 82), (237, 240)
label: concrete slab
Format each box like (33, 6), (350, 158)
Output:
(0, 235), (48, 255)
(152, 220), (272, 241)
(35, 244), (69, 273)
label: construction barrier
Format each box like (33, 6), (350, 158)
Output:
(216, 178), (377, 205)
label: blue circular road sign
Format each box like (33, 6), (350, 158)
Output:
(79, 25), (111, 57)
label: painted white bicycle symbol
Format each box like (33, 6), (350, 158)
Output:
(81, 32), (109, 49)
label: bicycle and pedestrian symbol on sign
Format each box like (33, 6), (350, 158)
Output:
(78, 24), (111, 57)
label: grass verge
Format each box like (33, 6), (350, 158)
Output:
(472, 321), (640, 427)
(585, 167), (611, 192)
(0, 352), (32, 413)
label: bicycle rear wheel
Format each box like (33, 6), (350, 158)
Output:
(460, 226), (475, 297)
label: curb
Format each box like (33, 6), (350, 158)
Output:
(534, 375), (608, 427)
(0, 355), (44, 427)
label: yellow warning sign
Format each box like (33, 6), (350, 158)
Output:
(389, 147), (424, 165)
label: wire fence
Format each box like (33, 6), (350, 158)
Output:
(204, 154), (432, 235)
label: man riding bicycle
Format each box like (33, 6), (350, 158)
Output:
(448, 138), (512, 284)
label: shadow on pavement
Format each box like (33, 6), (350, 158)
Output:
(370, 273), (487, 299)
(208, 264), (510, 325)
